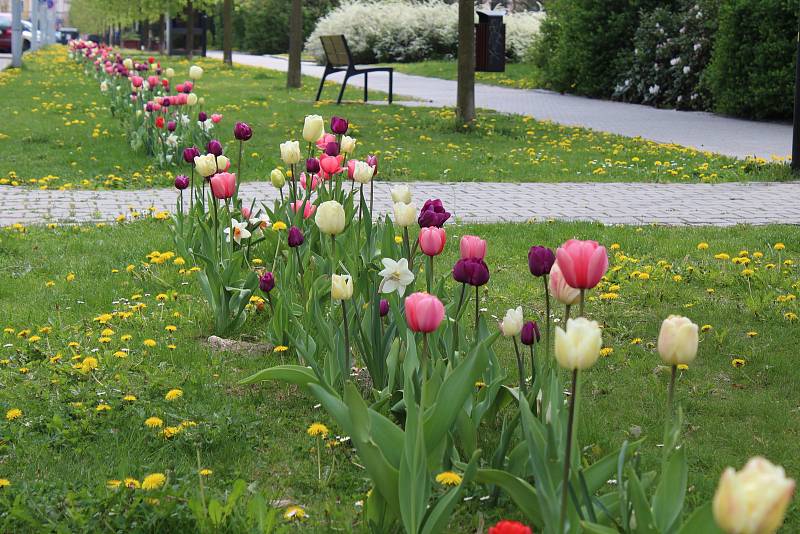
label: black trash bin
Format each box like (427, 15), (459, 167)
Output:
(475, 9), (506, 72)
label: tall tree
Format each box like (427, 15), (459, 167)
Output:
(456, 0), (475, 125)
(222, 0), (233, 65)
(287, 0), (302, 88)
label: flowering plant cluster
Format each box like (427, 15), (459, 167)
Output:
(68, 40), (220, 166)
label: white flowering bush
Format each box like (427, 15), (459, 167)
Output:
(306, 0), (544, 63)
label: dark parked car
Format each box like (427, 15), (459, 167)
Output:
(0, 13), (32, 52)
(58, 27), (79, 44)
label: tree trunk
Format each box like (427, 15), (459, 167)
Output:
(186, 1), (195, 59)
(158, 14), (165, 55)
(456, 0), (475, 125)
(223, 0), (233, 65)
(287, 0), (303, 88)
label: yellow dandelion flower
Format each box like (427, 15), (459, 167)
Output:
(672, 275), (683, 282)
(435, 471), (463, 486)
(141, 473), (166, 490)
(741, 269), (754, 277)
(98, 337), (112, 344)
(273, 345), (289, 352)
(600, 347), (614, 357)
(165, 389), (183, 401)
(123, 395), (137, 402)
(272, 221), (287, 231)
(630, 338), (642, 345)
(96, 403), (112, 412)
(307, 423), (329, 437)
(28, 335), (41, 343)
(774, 243), (785, 250)
(284, 505), (306, 520)
(199, 468), (213, 476)
(145, 417), (164, 428)
(155, 293), (168, 302)
(677, 364), (689, 370)
(165, 325), (177, 332)
(394, 235), (403, 244)
(106, 479), (122, 489)
(6, 408), (22, 421)
(80, 356), (99, 373)
(714, 253), (730, 260)
(746, 331), (758, 338)
(637, 272), (650, 280)
(163, 426), (182, 438)
(143, 339), (157, 347)
(124, 478), (141, 489)
(0, 479), (10, 488)
(66, 272), (75, 282)
(731, 358), (746, 368)
(173, 257), (186, 266)
(701, 324), (713, 332)
(696, 242), (709, 250)
(121, 334), (132, 342)
(113, 350), (128, 358)
(784, 312), (798, 322)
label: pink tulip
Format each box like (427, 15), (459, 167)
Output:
(299, 172), (321, 191)
(405, 292), (445, 333)
(347, 159), (357, 180)
(555, 239), (608, 290)
(211, 113), (223, 124)
(290, 200), (317, 219)
(184, 81), (193, 92)
(316, 133), (336, 150)
(210, 172), (236, 199)
(147, 75), (158, 88)
(549, 262), (581, 305)
(319, 154), (342, 176)
(241, 207), (252, 219)
(459, 235), (487, 260)
(419, 227), (446, 256)
(176, 83), (185, 93)
(131, 76), (143, 88)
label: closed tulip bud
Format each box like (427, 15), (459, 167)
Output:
(340, 135), (356, 154)
(234, 121), (253, 141)
(521, 321), (540, 346)
(210, 172), (236, 200)
(174, 175), (189, 190)
(657, 315), (699, 365)
(452, 258), (490, 287)
(280, 140), (301, 165)
(555, 239), (608, 290)
(352, 160), (374, 184)
(325, 142), (340, 157)
(366, 154), (378, 175)
(405, 292), (445, 333)
(165, 67), (175, 78)
(330, 115), (348, 135)
(187, 93), (198, 106)
(315, 200), (346, 236)
(288, 226), (304, 247)
(528, 245), (556, 277)
(555, 317), (602, 370)
(549, 262), (581, 305)
(193, 154), (217, 177)
(393, 202), (417, 228)
(418, 198), (451, 228)
(198, 111), (207, 122)
(270, 168), (285, 189)
(259, 271), (275, 293)
(713, 457), (794, 534)
(123, 58), (133, 70)
(303, 114), (325, 143)
(206, 139), (223, 157)
(183, 146), (200, 164)
(189, 65), (203, 79)
(391, 185), (411, 204)
(379, 299), (390, 317)
(167, 120), (176, 132)
(419, 227), (446, 256)
(216, 155), (231, 172)
(460, 235), (487, 260)
(331, 274), (353, 300)
(500, 306), (524, 337)
(306, 157), (321, 174)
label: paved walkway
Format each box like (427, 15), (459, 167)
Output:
(0, 53), (11, 71)
(3, 181), (800, 227)
(207, 51), (792, 160)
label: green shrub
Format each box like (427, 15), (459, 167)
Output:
(708, 0), (796, 120)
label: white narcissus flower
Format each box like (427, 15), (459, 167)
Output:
(352, 161), (374, 184)
(249, 214), (269, 237)
(303, 114), (325, 142)
(500, 306), (524, 337)
(393, 202), (416, 227)
(224, 219), (251, 245)
(166, 134), (178, 148)
(391, 185), (411, 204)
(100, 81), (108, 92)
(378, 258), (415, 296)
(340, 135), (356, 154)
(280, 140), (301, 165)
(657, 315), (698, 365)
(554, 317), (602, 370)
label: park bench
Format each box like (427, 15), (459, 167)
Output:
(315, 34), (393, 105)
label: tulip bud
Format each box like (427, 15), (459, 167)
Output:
(234, 121), (253, 141)
(183, 146), (200, 164)
(174, 175), (189, 190)
(418, 199), (451, 228)
(555, 239), (608, 290)
(193, 154), (217, 178)
(521, 321), (540, 346)
(325, 141), (340, 157)
(379, 299), (390, 317)
(198, 111), (208, 122)
(280, 140), (301, 165)
(419, 227), (446, 256)
(331, 274), (353, 300)
(554, 317), (602, 370)
(352, 161), (374, 184)
(216, 155), (231, 172)
(549, 263), (581, 305)
(393, 202), (416, 228)
(206, 139), (223, 157)
(187, 93), (198, 106)
(340, 135), (356, 154)
(330, 115), (348, 135)
(366, 154), (378, 175)
(460, 235), (487, 260)
(288, 226), (304, 247)
(500, 307), (524, 337)
(452, 258), (490, 287)
(528, 246), (556, 277)
(657, 315), (699, 365)
(270, 169), (285, 189)
(259, 272), (275, 293)
(404, 292), (445, 333)
(306, 158), (321, 174)
(713, 457), (795, 534)
(302, 114), (325, 143)
(315, 200), (346, 236)
(165, 67), (175, 78)
(391, 185), (411, 204)
(189, 65), (203, 79)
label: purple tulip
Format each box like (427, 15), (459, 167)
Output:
(452, 258), (490, 287)
(198, 111), (208, 122)
(145, 102), (154, 112)
(330, 116), (348, 135)
(183, 146), (200, 164)
(161, 97), (170, 107)
(521, 321), (541, 346)
(325, 141), (340, 157)
(306, 157), (321, 174)
(206, 139), (223, 157)
(259, 272), (275, 293)
(234, 121), (253, 141)
(174, 175), (190, 190)
(366, 154), (378, 176)
(418, 199), (451, 228)
(528, 246), (556, 277)
(287, 226), (304, 247)
(167, 120), (177, 132)
(379, 299), (390, 317)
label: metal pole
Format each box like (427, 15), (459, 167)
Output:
(792, 17), (800, 171)
(11, 0), (22, 67)
(30, 0), (39, 50)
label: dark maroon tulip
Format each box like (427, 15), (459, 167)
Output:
(259, 272), (275, 293)
(198, 111), (208, 122)
(325, 141), (340, 157)
(287, 226), (304, 247)
(174, 175), (190, 190)
(330, 116), (348, 135)
(206, 139), (223, 156)
(167, 120), (177, 132)
(366, 154), (378, 176)
(528, 246), (556, 277)
(379, 299), (390, 317)
(183, 146), (200, 164)
(145, 102), (154, 112)
(161, 97), (170, 107)
(234, 121), (253, 141)
(452, 258), (490, 287)
(306, 158), (320, 174)
(521, 321), (541, 346)
(418, 199), (451, 228)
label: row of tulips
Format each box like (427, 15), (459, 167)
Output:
(68, 40), (218, 166)
(162, 111), (793, 533)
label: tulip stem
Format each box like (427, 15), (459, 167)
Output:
(427, 255), (434, 294)
(543, 275), (551, 363)
(512, 336), (527, 396)
(579, 289), (585, 317)
(422, 333), (430, 377)
(529, 343), (536, 397)
(341, 299), (351, 387)
(295, 247), (304, 277)
(235, 139), (243, 207)
(559, 368), (579, 533)
(403, 227), (412, 266)
(667, 364), (677, 418)
(369, 179), (374, 215)
(330, 235), (337, 279)
(564, 304), (571, 325)
(474, 285), (480, 333)
(189, 167), (194, 213)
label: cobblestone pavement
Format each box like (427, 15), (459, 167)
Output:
(206, 51), (792, 160)
(3, 181), (800, 227)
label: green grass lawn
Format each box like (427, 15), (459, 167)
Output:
(1, 217), (798, 530)
(0, 46), (791, 190)
(387, 59), (542, 90)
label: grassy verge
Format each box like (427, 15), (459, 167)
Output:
(1, 218), (798, 530)
(0, 46), (791, 190)
(386, 59), (541, 90)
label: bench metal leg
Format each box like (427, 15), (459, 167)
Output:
(315, 74), (327, 101)
(363, 72), (368, 102)
(337, 73), (349, 105)
(388, 70), (393, 104)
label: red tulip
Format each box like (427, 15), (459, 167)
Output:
(210, 172), (236, 200)
(459, 235), (486, 260)
(155, 116), (165, 129)
(405, 292), (445, 333)
(319, 154), (342, 176)
(419, 227), (446, 256)
(488, 520), (532, 534)
(555, 239), (608, 290)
